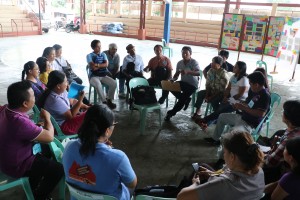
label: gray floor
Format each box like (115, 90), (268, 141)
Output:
(1, 30), (300, 199)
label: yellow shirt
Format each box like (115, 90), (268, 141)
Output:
(39, 72), (49, 85)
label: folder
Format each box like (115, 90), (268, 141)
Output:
(68, 82), (85, 99)
(161, 80), (181, 92)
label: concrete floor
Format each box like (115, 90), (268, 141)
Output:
(1, 30), (300, 199)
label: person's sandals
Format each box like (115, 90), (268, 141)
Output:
(105, 99), (116, 109)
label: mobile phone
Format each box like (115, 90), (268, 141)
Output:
(192, 163), (199, 172)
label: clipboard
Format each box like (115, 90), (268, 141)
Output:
(161, 80), (181, 92)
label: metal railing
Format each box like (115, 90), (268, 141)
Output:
(11, 19), (18, 36)
(19, 0), (41, 32)
(0, 23), (3, 37)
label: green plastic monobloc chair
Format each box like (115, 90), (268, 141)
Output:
(0, 172), (34, 200)
(135, 195), (176, 200)
(251, 92), (281, 141)
(66, 182), (117, 200)
(129, 78), (162, 135)
(50, 115), (78, 141)
(161, 39), (173, 58)
(256, 60), (268, 74)
(86, 65), (98, 104)
(32, 104), (40, 123)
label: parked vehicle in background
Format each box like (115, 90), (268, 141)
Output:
(54, 17), (67, 31)
(35, 13), (52, 33)
(65, 21), (80, 33)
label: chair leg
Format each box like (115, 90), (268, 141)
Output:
(266, 122), (270, 137)
(166, 96), (168, 108)
(58, 177), (65, 200)
(88, 85), (92, 103)
(21, 178), (35, 200)
(93, 87), (97, 104)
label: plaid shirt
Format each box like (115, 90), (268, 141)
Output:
(206, 68), (229, 96)
(265, 128), (300, 167)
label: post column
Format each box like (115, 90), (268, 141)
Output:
(163, 0), (172, 45)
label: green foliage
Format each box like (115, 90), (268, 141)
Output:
(51, 0), (66, 8)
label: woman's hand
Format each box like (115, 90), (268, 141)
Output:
(78, 91), (85, 102)
(192, 173), (200, 185)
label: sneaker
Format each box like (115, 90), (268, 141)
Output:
(105, 99), (116, 109)
(118, 93), (126, 99)
(158, 97), (165, 104)
(183, 98), (191, 111)
(204, 137), (220, 146)
(164, 113), (172, 121)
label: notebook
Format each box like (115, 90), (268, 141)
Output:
(161, 80), (181, 92)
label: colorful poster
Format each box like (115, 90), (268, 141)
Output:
(276, 17), (300, 67)
(220, 13), (243, 51)
(241, 15), (268, 53)
(264, 17), (285, 57)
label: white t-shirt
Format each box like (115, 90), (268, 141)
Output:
(52, 57), (68, 71)
(230, 76), (249, 101)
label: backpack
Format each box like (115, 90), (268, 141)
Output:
(155, 66), (168, 81)
(131, 85), (157, 105)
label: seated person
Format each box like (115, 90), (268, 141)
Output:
(195, 61), (249, 130)
(86, 39), (117, 109)
(22, 61), (46, 101)
(103, 43), (120, 79)
(144, 44), (173, 104)
(265, 137), (300, 200)
(262, 100), (300, 184)
(63, 104), (137, 200)
(254, 67), (270, 92)
(193, 56), (229, 118)
(203, 49), (234, 79)
(177, 131), (265, 200)
(42, 47), (56, 71)
(165, 46), (200, 121)
(53, 44), (83, 85)
(38, 70), (89, 135)
(124, 62), (145, 94)
(36, 56), (51, 85)
(205, 71), (270, 145)
(0, 81), (63, 200)
(120, 44), (144, 98)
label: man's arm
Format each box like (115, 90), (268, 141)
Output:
(34, 109), (54, 143)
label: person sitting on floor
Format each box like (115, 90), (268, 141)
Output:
(204, 71), (270, 145)
(165, 46), (200, 121)
(265, 136), (300, 200)
(120, 44), (145, 98)
(144, 44), (173, 104)
(38, 70), (89, 135)
(195, 61), (249, 130)
(86, 39), (117, 109)
(262, 100), (300, 184)
(0, 81), (63, 200)
(203, 49), (234, 79)
(36, 56), (51, 85)
(193, 56), (229, 119)
(63, 104), (137, 200)
(177, 131), (265, 200)
(103, 43), (120, 79)
(21, 61), (46, 102)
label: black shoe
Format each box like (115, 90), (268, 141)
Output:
(158, 97), (165, 104)
(214, 159), (225, 170)
(204, 137), (220, 146)
(164, 114), (172, 121)
(104, 100), (116, 109)
(183, 98), (191, 111)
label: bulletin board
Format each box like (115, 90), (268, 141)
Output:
(220, 13), (244, 51)
(240, 15), (269, 54)
(264, 16), (285, 57)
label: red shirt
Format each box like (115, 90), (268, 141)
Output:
(147, 55), (172, 78)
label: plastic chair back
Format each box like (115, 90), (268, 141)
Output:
(50, 115), (78, 141)
(129, 77), (149, 98)
(135, 195), (176, 200)
(0, 172), (34, 199)
(66, 182), (117, 200)
(256, 60), (268, 74)
(32, 104), (40, 123)
(49, 138), (65, 163)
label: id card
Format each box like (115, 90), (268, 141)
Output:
(32, 143), (42, 155)
(248, 100), (254, 108)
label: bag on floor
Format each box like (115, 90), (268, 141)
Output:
(131, 85), (157, 105)
(134, 185), (180, 198)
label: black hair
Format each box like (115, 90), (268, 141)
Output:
(53, 44), (62, 51)
(212, 56), (224, 66)
(285, 137), (300, 175)
(7, 80), (32, 109)
(154, 44), (163, 51)
(222, 131), (264, 173)
(78, 104), (115, 156)
(254, 68), (269, 90)
(91, 39), (100, 49)
(247, 71), (265, 86)
(181, 46), (192, 55)
(21, 61), (36, 80)
(36, 57), (48, 74)
(283, 100), (300, 127)
(235, 61), (247, 81)
(42, 47), (55, 58)
(37, 70), (66, 108)
(218, 49), (229, 59)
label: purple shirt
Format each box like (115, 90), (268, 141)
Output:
(44, 91), (70, 125)
(279, 172), (300, 200)
(0, 105), (42, 178)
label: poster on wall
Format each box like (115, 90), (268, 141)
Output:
(264, 16), (285, 57)
(241, 15), (268, 53)
(276, 17), (300, 68)
(220, 13), (243, 51)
